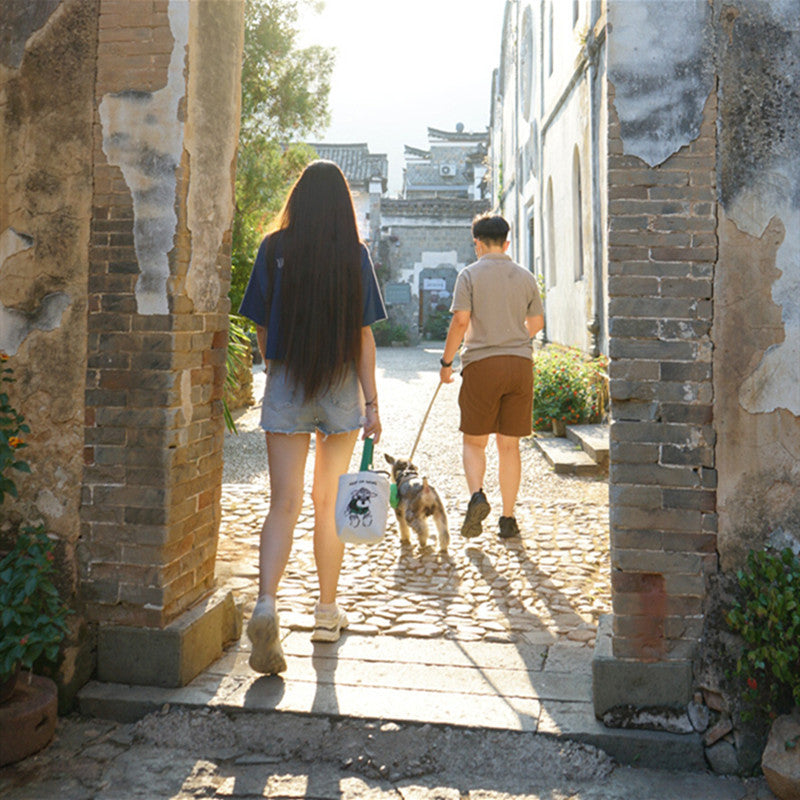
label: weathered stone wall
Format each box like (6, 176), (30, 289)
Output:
(0, 0), (98, 698)
(712, 1), (800, 571)
(1, 0), (244, 697)
(599, 0), (799, 730)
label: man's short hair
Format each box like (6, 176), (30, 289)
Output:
(472, 214), (510, 245)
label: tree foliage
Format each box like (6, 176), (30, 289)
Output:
(231, 0), (333, 312)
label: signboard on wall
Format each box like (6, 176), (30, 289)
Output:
(423, 278), (446, 292)
(384, 282), (412, 306)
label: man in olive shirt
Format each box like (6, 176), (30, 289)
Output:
(440, 214), (544, 539)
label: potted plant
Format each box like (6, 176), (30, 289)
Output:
(0, 353), (70, 765)
(0, 525), (70, 701)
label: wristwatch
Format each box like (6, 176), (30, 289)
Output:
(440, 357), (453, 368)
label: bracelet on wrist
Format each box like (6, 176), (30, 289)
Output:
(440, 357), (453, 368)
(365, 396), (377, 407)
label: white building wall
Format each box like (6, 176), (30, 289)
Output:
(491, 0), (607, 355)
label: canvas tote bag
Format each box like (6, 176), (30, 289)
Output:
(335, 437), (390, 545)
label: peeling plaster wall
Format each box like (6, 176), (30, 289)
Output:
(0, 0), (93, 534)
(607, 0), (714, 167)
(0, 0), (96, 702)
(98, 1), (189, 315)
(713, 0), (800, 568)
(184, 0), (243, 313)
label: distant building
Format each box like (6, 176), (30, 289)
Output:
(378, 126), (491, 340)
(309, 143), (388, 244)
(403, 125), (489, 200)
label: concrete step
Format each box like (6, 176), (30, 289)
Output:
(566, 423), (609, 468)
(77, 633), (705, 773)
(533, 434), (603, 476)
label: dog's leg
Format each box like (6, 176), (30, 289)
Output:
(433, 507), (450, 552)
(408, 516), (430, 549)
(395, 510), (412, 545)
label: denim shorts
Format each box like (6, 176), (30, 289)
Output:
(260, 361), (363, 436)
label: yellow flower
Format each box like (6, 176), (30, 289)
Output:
(8, 436), (22, 448)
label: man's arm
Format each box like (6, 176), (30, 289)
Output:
(440, 309), (471, 384)
(525, 314), (544, 339)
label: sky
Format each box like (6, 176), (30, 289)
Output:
(297, 0), (506, 195)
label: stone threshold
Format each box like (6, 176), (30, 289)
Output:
(77, 631), (704, 772)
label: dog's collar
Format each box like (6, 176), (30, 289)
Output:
(396, 470), (419, 490)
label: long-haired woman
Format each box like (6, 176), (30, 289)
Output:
(238, 160), (386, 674)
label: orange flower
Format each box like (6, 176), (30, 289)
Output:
(8, 436), (22, 448)
(0, 353), (7, 361)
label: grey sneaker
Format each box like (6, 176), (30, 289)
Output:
(461, 489), (491, 538)
(311, 604), (349, 642)
(498, 515), (520, 539)
(247, 599), (287, 675)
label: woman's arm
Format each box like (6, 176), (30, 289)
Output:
(357, 325), (381, 442)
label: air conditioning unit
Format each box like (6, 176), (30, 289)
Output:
(439, 164), (457, 177)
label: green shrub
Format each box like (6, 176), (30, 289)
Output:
(726, 548), (800, 720)
(0, 526), (71, 681)
(372, 319), (409, 347)
(422, 309), (451, 341)
(532, 347), (608, 430)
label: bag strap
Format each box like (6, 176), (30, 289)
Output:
(359, 437), (374, 471)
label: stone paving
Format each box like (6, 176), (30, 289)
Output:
(218, 345), (611, 650)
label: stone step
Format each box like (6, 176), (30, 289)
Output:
(77, 633), (705, 773)
(566, 423), (610, 467)
(533, 435), (603, 476)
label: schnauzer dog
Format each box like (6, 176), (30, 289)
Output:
(384, 454), (449, 552)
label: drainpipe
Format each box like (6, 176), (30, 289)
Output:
(586, 9), (606, 358)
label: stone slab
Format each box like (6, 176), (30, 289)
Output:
(566, 424), (610, 466)
(533, 437), (602, 475)
(592, 615), (693, 715)
(96, 588), (242, 688)
(79, 630), (705, 770)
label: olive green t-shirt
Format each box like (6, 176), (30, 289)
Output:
(450, 253), (544, 368)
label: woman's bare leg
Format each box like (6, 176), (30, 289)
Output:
(311, 429), (359, 604)
(258, 432), (310, 597)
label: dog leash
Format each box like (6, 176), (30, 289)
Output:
(408, 380), (442, 462)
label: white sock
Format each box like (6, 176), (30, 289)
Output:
(316, 601), (338, 615)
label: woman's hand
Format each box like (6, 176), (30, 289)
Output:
(363, 404), (381, 443)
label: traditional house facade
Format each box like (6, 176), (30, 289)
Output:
(491, 0), (607, 356)
(377, 127), (490, 339)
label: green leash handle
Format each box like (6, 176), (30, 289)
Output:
(359, 436), (374, 471)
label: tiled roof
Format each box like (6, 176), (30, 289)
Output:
(428, 127), (490, 143)
(308, 143), (388, 188)
(381, 198), (490, 218)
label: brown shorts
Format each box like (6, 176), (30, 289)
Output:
(458, 355), (533, 437)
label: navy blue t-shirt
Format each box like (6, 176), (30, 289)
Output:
(238, 233), (387, 360)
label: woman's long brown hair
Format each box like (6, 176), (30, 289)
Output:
(266, 160), (363, 398)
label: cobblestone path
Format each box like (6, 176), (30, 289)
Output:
(218, 345), (610, 649)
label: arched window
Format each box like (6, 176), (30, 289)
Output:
(573, 147), (584, 281)
(547, 2), (554, 76)
(546, 177), (556, 286)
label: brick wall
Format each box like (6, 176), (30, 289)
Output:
(606, 85), (718, 662)
(81, 0), (232, 628)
